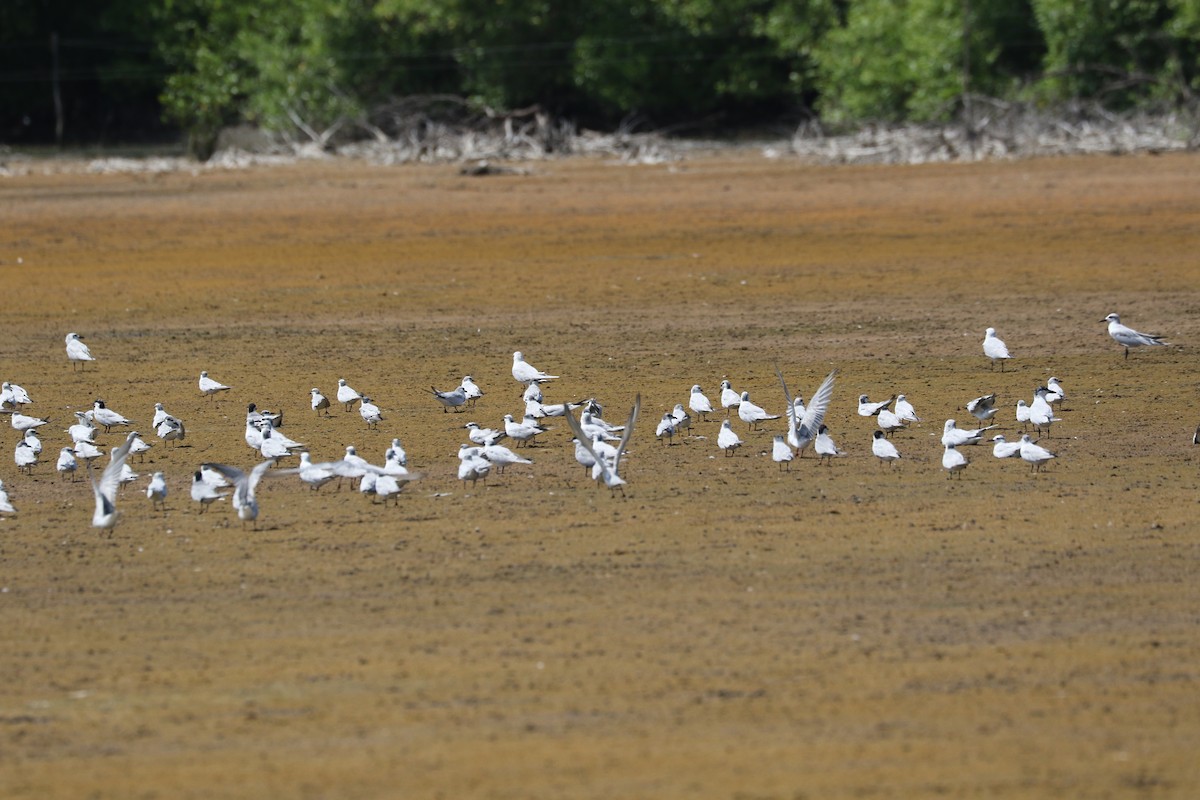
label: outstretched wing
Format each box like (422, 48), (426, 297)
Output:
(201, 462), (249, 507)
(563, 406), (611, 483)
(798, 370), (838, 441)
(775, 365), (799, 442)
(612, 395), (641, 474)
(97, 432), (137, 505)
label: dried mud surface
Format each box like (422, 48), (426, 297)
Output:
(2, 153), (1200, 798)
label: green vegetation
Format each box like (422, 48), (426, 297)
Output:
(2, 0), (1198, 155)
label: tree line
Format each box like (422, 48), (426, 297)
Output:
(3, 0), (1198, 157)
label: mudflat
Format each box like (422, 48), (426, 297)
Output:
(2, 151), (1199, 798)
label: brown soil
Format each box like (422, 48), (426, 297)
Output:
(2, 152), (1200, 798)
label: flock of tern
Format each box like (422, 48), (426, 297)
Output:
(0, 312), (1176, 529)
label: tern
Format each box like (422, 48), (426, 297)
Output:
(717, 419), (743, 456)
(941, 419), (997, 447)
(479, 444), (532, 474)
(92, 400), (132, 433)
(983, 327), (1010, 371)
(871, 430), (901, 467)
(942, 443), (969, 478)
(198, 370), (231, 398)
(772, 435), (794, 471)
(655, 412), (677, 445)
(457, 445), (492, 487)
(9, 411), (49, 432)
(671, 403), (691, 436)
(737, 391), (779, 431)
(991, 435), (1023, 459)
(1, 381), (31, 408)
(857, 394), (894, 417)
(966, 393), (998, 424)
(1019, 434), (1056, 472)
(190, 470), (228, 512)
(814, 425), (845, 464)
(129, 433), (152, 462)
(336, 378), (361, 411)
(503, 414), (546, 447)
(65, 332), (95, 371)
(894, 394), (920, 423)
(56, 446), (77, 480)
(146, 471), (168, 511)
(466, 422), (506, 446)
(360, 396), (383, 428)
(876, 408), (907, 437)
(311, 387), (332, 416)
(460, 376), (484, 406)
(689, 385), (714, 421)
(512, 351), (558, 384)
(156, 414), (186, 446)
(14, 441), (37, 474)
(89, 432), (138, 531)
(719, 380), (741, 415)
(431, 385), (468, 412)
(1103, 313), (1168, 359)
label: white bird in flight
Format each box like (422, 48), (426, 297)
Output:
(512, 351), (558, 384)
(89, 432), (138, 531)
(1103, 313), (1168, 359)
(198, 370), (231, 398)
(201, 459), (277, 529)
(65, 332), (95, 371)
(983, 327), (1010, 371)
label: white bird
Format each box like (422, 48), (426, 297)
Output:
(689, 385), (714, 421)
(56, 446), (77, 480)
(460, 376), (484, 406)
(530, 399), (579, 420)
(876, 408), (907, 437)
(431, 384), (468, 412)
(1019, 434), (1056, 472)
(89, 432), (137, 530)
(292, 451), (336, 491)
(257, 426), (297, 460)
(10, 411), (49, 432)
(146, 471), (168, 511)
(152, 402), (171, 428)
(992, 435), (1023, 459)
(1103, 313), (1168, 359)
(360, 396), (383, 429)
(1046, 376), (1066, 407)
(655, 412), (676, 444)
(671, 403), (691, 436)
(65, 332), (95, 371)
(942, 444), (969, 478)
(771, 435), (794, 471)
(941, 419), (997, 447)
(1015, 399), (1031, 431)
(156, 414), (186, 446)
(894, 394), (920, 423)
(457, 445), (492, 487)
(983, 327), (1010, 371)
(503, 414), (546, 447)
(246, 402), (282, 429)
(465, 421), (505, 446)
(737, 391), (779, 431)
(68, 411), (96, 444)
(190, 470), (228, 512)
(1028, 387), (1062, 438)
(857, 394), (894, 417)
(22, 428), (42, 456)
(480, 444), (532, 474)
(129, 433), (152, 462)
(564, 395), (639, 496)
(336, 378), (361, 412)
(719, 380), (741, 415)
(200, 465), (231, 488)
(74, 440), (103, 462)
(311, 387), (331, 416)
(579, 412), (621, 442)
(360, 471), (416, 504)
(1, 381), (31, 408)
(966, 393), (998, 425)
(385, 438), (407, 466)
(201, 459), (277, 529)
(118, 463), (140, 488)
(814, 425), (845, 463)
(777, 369), (838, 456)
(571, 438), (597, 476)
(512, 351), (559, 384)
(198, 370), (231, 398)
(871, 430), (901, 466)
(14, 441), (37, 474)
(92, 400), (132, 433)
(0, 479), (14, 515)
(523, 381), (544, 403)
(717, 419), (743, 456)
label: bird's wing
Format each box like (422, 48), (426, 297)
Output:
(775, 366), (799, 441)
(96, 432), (137, 505)
(612, 395), (641, 473)
(201, 462), (249, 505)
(798, 370), (838, 439)
(564, 406), (612, 481)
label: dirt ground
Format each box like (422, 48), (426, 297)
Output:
(2, 150), (1199, 798)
